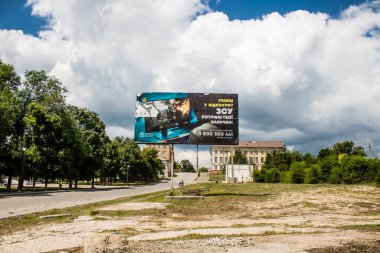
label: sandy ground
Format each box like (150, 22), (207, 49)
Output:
(0, 184), (379, 253)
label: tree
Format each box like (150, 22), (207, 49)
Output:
(68, 106), (108, 188)
(231, 150), (247, 164)
(14, 70), (67, 191)
(140, 148), (165, 182)
(317, 148), (331, 160)
(24, 103), (63, 190)
(0, 60), (21, 191)
(303, 153), (316, 166)
(180, 159), (195, 172)
(119, 138), (141, 184)
(332, 141), (366, 157)
(264, 151), (292, 171)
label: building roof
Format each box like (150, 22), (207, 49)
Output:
(213, 141), (285, 148)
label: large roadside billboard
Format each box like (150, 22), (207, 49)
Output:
(134, 92), (238, 145)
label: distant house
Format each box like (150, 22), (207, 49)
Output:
(210, 140), (285, 171)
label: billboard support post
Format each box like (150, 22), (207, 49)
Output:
(170, 144), (174, 190)
(196, 144), (199, 178)
(230, 146), (234, 183)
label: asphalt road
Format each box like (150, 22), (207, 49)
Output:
(0, 172), (197, 219)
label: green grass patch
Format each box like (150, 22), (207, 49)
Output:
(339, 224), (380, 232)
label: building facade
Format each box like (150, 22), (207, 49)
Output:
(210, 141), (285, 171)
(145, 144), (173, 176)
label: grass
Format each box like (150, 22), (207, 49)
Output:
(339, 224), (380, 232)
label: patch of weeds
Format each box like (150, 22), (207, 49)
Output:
(352, 201), (376, 208)
(339, 224), (380, 232)
(302, 201), (321, 208)
(230, 223), (273, 228)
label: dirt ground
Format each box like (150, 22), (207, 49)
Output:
(0, 184), (379, 253)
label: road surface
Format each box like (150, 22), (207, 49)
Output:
(0, 173), (197, 219)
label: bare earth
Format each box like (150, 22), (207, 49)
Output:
(0, 184), (379, 253)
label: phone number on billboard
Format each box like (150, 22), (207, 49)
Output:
(197, 131), (233, 137)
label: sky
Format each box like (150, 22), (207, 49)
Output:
(1, 0), (379, 167)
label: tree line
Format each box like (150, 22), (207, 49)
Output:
(0, 60), (164, 191)
(253, 141), (380, 184)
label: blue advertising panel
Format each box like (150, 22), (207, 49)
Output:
(134, 92), (238, 145)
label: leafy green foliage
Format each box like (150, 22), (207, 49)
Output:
(180, 159), (195, 172)
(290, 161), (306, 184)
(256, 140), (375, 185)
(231, 149), (248, 164)
(0, 60), (164, 191)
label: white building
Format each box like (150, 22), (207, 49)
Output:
(210, 140), (285, 171)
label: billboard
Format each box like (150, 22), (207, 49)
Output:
(134, 92), (238, 145)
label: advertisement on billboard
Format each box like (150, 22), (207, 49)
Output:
(134, 92), (238, 145)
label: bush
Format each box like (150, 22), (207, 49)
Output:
(290, 161), (306, 184)
(280, 171), (292, 183)
(319, 156), (338, 183)
(329, 167), (342, 184)
(264, 168), (280, 183)
(304, 164), (321, 184)
(253, 169), (266, 183)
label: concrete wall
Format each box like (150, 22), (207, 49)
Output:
(225, 164), (255, 183)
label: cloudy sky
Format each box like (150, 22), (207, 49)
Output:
(1, 0), (380, 167)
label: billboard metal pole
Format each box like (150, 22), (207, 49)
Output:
(171, 144), (174, 190)
(231, 146), (234, 183)
(196, 144), (199, 177)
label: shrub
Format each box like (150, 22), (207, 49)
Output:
(304, 164), (321, 184)
(290, 161), (306, 184)
(329, 167), (342, 184)
(280, 171), (292, 183)
(264, 168), (280, 183)
(253, 169), (266, 183)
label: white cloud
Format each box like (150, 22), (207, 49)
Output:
(175, 148), (210, 169)
(1, 0), (380, 162)
(106, 126), (134, 139)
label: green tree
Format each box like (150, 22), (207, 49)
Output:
(119, 138), (141, 184)
(103, 138), (123, 184)
(303, 153), (316, 166)
(0, 60), (21, 190)
(14, 70), (67, 191)
(332, 141), (366, 157)
(68, 106), (108, 188)
(180, 159), (195, 172)
(24, 103), (63, 190)
(140, 148), (165, 182)
(317, 148), (331, 160)
(264, 151), (292, 171)
(231, 150), (247, 164)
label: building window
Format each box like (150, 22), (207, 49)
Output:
(215, 157), (218, 162)
(261, 157), (264, 163)
(255, 157), (258, 163)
